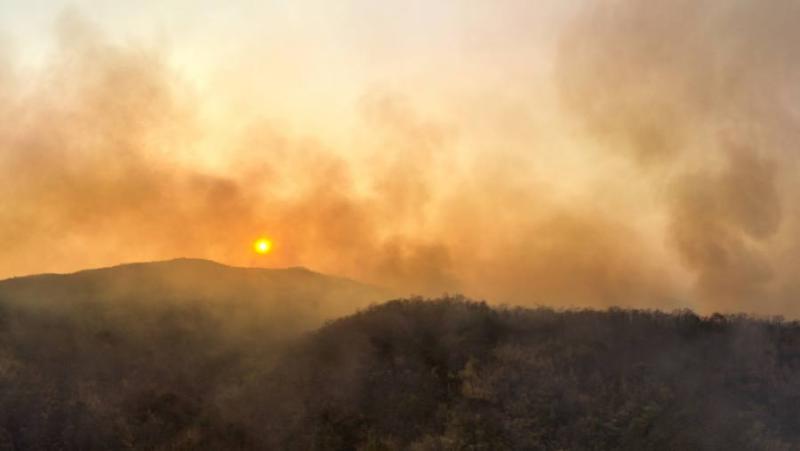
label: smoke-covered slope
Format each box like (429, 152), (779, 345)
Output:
(0, 259), (388, 449)
(0, 258), (388, 337)
(1, 268), (799, 450)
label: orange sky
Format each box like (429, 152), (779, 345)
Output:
(2, 1), (800, 315)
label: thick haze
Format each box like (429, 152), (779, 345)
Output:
(1, 1), (799, 315)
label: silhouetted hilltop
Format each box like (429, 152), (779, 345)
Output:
(1, 272), (799, 449)
(0, 258), (387, 336)
(0, 257), (381, 305)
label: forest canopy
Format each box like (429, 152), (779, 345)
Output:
(1, 264), (798, 450)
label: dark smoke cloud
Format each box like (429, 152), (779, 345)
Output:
(670, 148), (780, 304)
(559, 0), (800, 313)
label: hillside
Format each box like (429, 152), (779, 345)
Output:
(0, 259), (388, 449)
(256, 299), (800, 450)
(1, 269), (800, 449)
(0, 258), (388, 338)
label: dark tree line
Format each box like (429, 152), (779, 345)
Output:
(2, 292), (800, 449)
(256, 298), (800, 450)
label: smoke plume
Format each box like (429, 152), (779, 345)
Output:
(3, 2), (800, 315)
(559, 0), (800, 313)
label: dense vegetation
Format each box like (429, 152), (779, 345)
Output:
(259, 299), (800, 450)
(1, 262), (800, 449)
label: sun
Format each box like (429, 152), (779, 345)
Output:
(253, 237), (273, 255)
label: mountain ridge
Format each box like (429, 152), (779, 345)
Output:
(0, 257), (357, 286)
(0, 257), (392, 343)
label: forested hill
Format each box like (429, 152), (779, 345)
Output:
(261, 299), (800, 450)
(1, 272), (800, 449)
(0, 259), (387, 449)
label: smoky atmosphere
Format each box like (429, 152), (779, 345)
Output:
(1, 1), (800, 450)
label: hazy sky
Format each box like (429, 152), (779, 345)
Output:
(0, 1), (576, 140)
(2, 1), (800, 315)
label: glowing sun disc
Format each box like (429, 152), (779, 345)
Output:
(253, 238), (273, 255)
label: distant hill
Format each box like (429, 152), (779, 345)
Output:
(1, 269), (800, 449)
(0, 258), (389, 338)
(0, 259), (388, 449)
